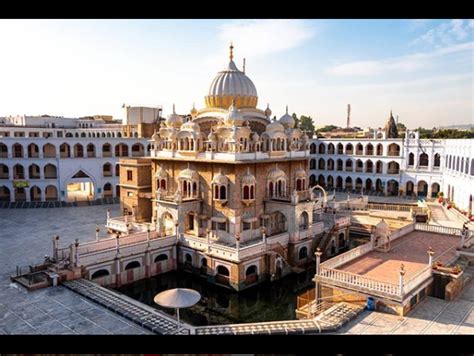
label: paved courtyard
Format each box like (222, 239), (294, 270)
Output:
(0, 205), (150, 334)
(339, 280), (474, 334)
(0, 205), (472, 334)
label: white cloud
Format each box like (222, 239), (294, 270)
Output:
(328, 41), (474, 76)
(411, 19), (474, 47)
(218, 20), (316, 57)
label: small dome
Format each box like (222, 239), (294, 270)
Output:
(178, 166), (199, 181)
(266, 118), (285, 133)
(279, 105), (295, 129)
(264, 104), (272, 118)
(166, 104), (183, 129)
(267, 166), (286, 180)
(252, 132), (260, 142)
(242, 167), (256, 185)
(212, 170), (228, 185)
(295, 167), (306, 178)
(155, 167), (168, 178)
(181, 120), (200, 132)
(224, 102), (245, 126)
(190, 103), (198, 117)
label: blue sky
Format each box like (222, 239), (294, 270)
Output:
(0, 19), (472, 129)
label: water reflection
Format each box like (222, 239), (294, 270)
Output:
(115, 264), (316, 326)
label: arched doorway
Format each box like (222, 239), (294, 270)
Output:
(245, 265), (258, 284)
(417, 181), (428, 197)
(30, 186), (41, 201)
(431, 183), (440, 198)
(387, 180), (399, 196)
(406, 181), (414, 196)
(67, 170), (95, 202)
(216, 265), (230, 285)
(0, 186), (10, 201)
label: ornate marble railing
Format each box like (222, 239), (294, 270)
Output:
(79, 235), (176, 266)
(318, 267), (401, 300)
(321, 242), (373, 269)
(414, 223), (466, 237)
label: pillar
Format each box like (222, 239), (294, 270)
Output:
(74, 239), (80, 268)
(315, 248), (323, 305)
(235, 232), (240, 250)
(69, 243), (75, 267)
(95, 226), (100, 241)
(52, 235), (59, 260)
(399, 264), (406, 296)
(427, 246), (434, 266)
(107, 208), (111, 220)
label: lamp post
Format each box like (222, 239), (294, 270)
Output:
(399, 264), (406, 295)
(427, 246), (434, 266)
(261, 226), (267, 244)
(95, 226), (100, 242)
(147, 226), (151, 248)
(315, 247), (322, 275)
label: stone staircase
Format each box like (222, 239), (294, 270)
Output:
(62, 278), (190, 334)
(194, 301), (364, 335)
(268, 242), (304, 273)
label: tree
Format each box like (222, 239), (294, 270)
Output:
(299, 115), (315, 135)
(397, 122), (407, 132)
(316, 125), (338, 133)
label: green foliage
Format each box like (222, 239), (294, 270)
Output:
(417, 127), (474, 138)
(299, 115), (315, 135)
(316, 125), (339, 133)
(397, 122), (407, 132)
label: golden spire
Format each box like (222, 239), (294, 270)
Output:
(229, 41), (234, 61)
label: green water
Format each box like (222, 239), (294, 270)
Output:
(115, 266), (316, 326)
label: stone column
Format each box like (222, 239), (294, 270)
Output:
(427, 246), (434, 266)
(206, 228), (211, 253)
(52, 235), (59, 260)
(261, 227), (267, 244)
(235, 232), (240, 250)
(74, 239), (80, 268)
(69, 243), (75, 267)
(315, 248), (323, 306)
(399, 264), (406, 295)
(106, 208), (111, 220)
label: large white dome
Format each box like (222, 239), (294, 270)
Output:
(208, 60), (257, 98)
(205, 44), (258, 109)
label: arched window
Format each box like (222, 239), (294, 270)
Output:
(434, 153), (440, 167)
(125, 261), (140, 270)
(103, 163), (112, 177)
(337, 143), (344, 154)
(408, 152), (414, 166)
(160, 179), (166, 190)
(318, 143), (325, 154)
(318, 158), (325, 170)
(327, 143), (335, 154)
(310, 143), (317, 154)
(154, 254), (168, 262)
(243, 185), (250, 199)
(376, 144), (383, 156)
(345, 143), (353, 154)
(220, 185), (226, 200)
(298, 246), (308, 260)
(419, 153), (429, 167)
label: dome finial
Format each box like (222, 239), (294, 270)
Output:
(286, 105), (288, 115)
(172, 103), (176, 114)
(243, 58), (246, 74)
(229, 41), (234, 61)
